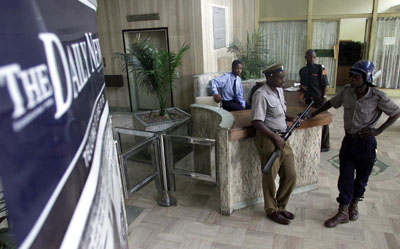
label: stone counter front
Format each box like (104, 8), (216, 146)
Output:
(190, 101), (332, 215)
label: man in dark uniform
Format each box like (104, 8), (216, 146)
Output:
(251, 64), (302, 225)
(299, 49), (330, 152)
(308, 60), (400, 228)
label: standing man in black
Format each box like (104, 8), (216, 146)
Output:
(299, 49), (330, 152)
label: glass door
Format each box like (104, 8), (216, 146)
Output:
(122, 28), (172, 112)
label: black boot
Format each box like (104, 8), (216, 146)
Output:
(324, 204), (349, 228)
(349, 198), (359, 221)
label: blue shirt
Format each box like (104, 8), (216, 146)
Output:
(210, 72), (246, 108)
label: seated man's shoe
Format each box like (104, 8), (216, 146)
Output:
(267, 211), (290, 225)
(280, 210), (295, 220)
(321, 147), (330, 152)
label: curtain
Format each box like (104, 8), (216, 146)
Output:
(313, 21), (338, 88)
(373, 17), (400, 89)
(260, 21), (307, 81)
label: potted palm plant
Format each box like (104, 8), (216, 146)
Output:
(228, 29), (273, 80)
(115, 38), (190, 131)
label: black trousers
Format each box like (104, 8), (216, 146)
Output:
(306, 97), (330, 149)
(222, 100), (251, 112)
(336, 135), (377, 204)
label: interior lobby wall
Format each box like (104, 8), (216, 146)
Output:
(97, 0), (203, 110)
(97, 0), (130, 111)
(259, 0), (307, 18)
(97, 0), (254, 110)
(233, 0), (255, 45)
(201, 0), (255, 73)
(339, 18), (366, 42)
(201, 0), (233, 73)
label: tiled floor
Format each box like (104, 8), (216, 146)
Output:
(113, 97), (400, 249)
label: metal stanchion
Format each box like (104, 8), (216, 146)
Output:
(157, 135), (177, 207)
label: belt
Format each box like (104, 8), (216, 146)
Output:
(345, 133), (362, 139)
(271, 129), (286, 136)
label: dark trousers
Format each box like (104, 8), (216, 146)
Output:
(336, 135), (377, 204)
(222, 100), (251, 112)
(306, 97), (330, 149)
(321, 125), (330, 150)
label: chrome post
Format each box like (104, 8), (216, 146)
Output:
(157, 135), (177, 207)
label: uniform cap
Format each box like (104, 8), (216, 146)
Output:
(263, 64), (286, 76)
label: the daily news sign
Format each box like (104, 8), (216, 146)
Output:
(0, 1), (128, 248)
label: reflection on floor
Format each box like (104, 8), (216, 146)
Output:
(112, 97), (400, 249)
(125, 205), (145, 225)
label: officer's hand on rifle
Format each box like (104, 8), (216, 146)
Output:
(303, 112), (312, 120)
(292, 116), (305, 127)
(272, 133), (286, 150)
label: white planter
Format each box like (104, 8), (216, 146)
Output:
(132, 107), (191, 132)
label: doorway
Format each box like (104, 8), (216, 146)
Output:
(336, 18), (367, 90)
(122, 28), (172, 112)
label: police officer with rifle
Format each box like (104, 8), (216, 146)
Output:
(251, 64), (305, 225)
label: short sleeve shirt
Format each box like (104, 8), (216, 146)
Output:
(329, 85), (400, 134)
(251, 83), (287, 131)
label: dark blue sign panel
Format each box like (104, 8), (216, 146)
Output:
(0, 1), (128, 248)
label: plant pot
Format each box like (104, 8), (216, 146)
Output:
(132, 107), (191, 132)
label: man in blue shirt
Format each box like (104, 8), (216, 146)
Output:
(210, 60), (250, 111)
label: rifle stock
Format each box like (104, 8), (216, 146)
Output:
(263, 148), (280, 174)
(262, 101), (314, 175)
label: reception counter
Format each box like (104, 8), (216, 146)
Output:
(191, 87), (332, 215)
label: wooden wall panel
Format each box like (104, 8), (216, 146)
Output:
(233, 0), (255, 44)
(96, 0), (254, 110)
(97, 0), (131, 110)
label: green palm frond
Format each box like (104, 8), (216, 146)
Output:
(228, 29), (273, 80)
(114, 38), (189, 116)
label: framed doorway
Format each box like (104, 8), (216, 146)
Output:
(336, 18), (368, 90)
(122, 28), (173, 112)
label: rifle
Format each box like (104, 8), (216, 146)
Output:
(262, 100), (314, 175)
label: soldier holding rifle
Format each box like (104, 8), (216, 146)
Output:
(251, 64), (305, 225)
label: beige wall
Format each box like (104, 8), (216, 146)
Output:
(313, 0), (373, 15)
(259, 0), (307, 18)
(377, 0), (400, 13)
(97, 0), (130, 110)
(339, 18), (366, 42)
(201, 0), (233, 73)
(201, 0), (255, 73)
(97, 0), (254, 110)
(233, 0), (256, 44)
